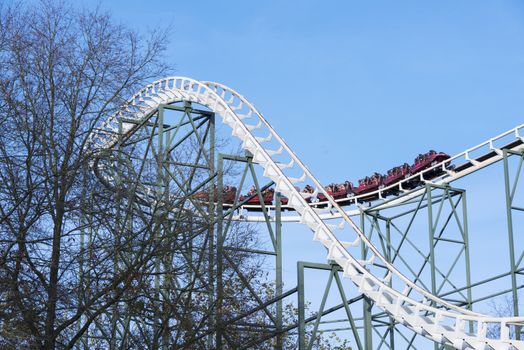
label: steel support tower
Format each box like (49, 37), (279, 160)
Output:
(84, 76), (524, 349)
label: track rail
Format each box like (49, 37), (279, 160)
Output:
(90, 76), (524, 349)
(237, 124), (524, 222)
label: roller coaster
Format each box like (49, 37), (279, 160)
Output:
(194, 150), (451, 209)
(89, 77), (524, 349)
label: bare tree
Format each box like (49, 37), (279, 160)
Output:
(0, 1), (170, 348)
(486, 294), (521, 340)
(0, 3), (286, 349)
(0, 2), (354, 349)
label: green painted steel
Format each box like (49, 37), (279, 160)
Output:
(504, 149), (524, 340)
(82, 99), (524, 349)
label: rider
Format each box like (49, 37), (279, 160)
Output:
(303, 184), (314, 193)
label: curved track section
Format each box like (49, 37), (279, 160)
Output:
(234, 124), (524, 221)
(90, 76), (524, 350)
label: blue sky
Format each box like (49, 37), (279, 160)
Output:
(79, 0), (524, 345)
(81, 0), (524, 183)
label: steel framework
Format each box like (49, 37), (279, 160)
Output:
(82, 76), (524, 349)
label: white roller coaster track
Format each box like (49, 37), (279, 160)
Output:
(233, 124), (524, 222)
(89, 76), (524, 349)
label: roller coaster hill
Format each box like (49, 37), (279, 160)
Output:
(90, 76), (524, 349)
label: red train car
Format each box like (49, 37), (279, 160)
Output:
(353, 173), (383, 196)
(240, 187), (274, 205)
(222, 186), (237, 204)
(195, 186), (237, 205)
(410, 150), (450, 175)
(383, 163), (410, 187)
(281, 186), (309, 206)
(317, 181), (353, 202)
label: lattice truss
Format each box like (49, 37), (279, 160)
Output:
(88, 77), (524, 350)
